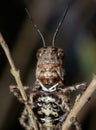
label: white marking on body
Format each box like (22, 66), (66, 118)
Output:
(37, 79), (58, 92)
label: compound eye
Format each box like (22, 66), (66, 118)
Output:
(36, 50), (42, 58)
(57, 49), (64, 58)
(36, 47), (47, 59)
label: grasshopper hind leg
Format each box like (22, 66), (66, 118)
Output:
(20, 108), (34, 130)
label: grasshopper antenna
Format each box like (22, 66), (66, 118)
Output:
(25, 8), (46, 47)
(52, 1), (72, 47)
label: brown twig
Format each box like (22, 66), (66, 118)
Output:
(62, 75), (96, 130)
(0, 33), (38, 130)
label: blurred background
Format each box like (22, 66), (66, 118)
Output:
(0, 0), (96, 130)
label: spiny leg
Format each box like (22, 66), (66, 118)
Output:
(0, 33), (38, 130)
(62, 88), (82, 130)
(10, 85), (22, 101)
(63, 83), (86, 93)
(10, 85), (36, 130)
(20, 108), (35, 130)
(10, 85), (31, 103)
(64, 83), (86, 103)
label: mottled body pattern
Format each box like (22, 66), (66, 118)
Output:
(0, 1), (87, 129)
(0, 0), (87, 128)
(10, 46), (85, 130)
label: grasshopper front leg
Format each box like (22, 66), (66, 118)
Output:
(10, 85), (30, 103)
(63, 83), (86, 103)
(63, 83), (86, 93)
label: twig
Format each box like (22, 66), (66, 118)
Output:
(0, 33), (38, 130)
(62, 74), (96, 130)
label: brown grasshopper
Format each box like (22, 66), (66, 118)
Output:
(0, 3), (86, 130)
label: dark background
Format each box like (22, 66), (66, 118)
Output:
(0, 0), (96, 130)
